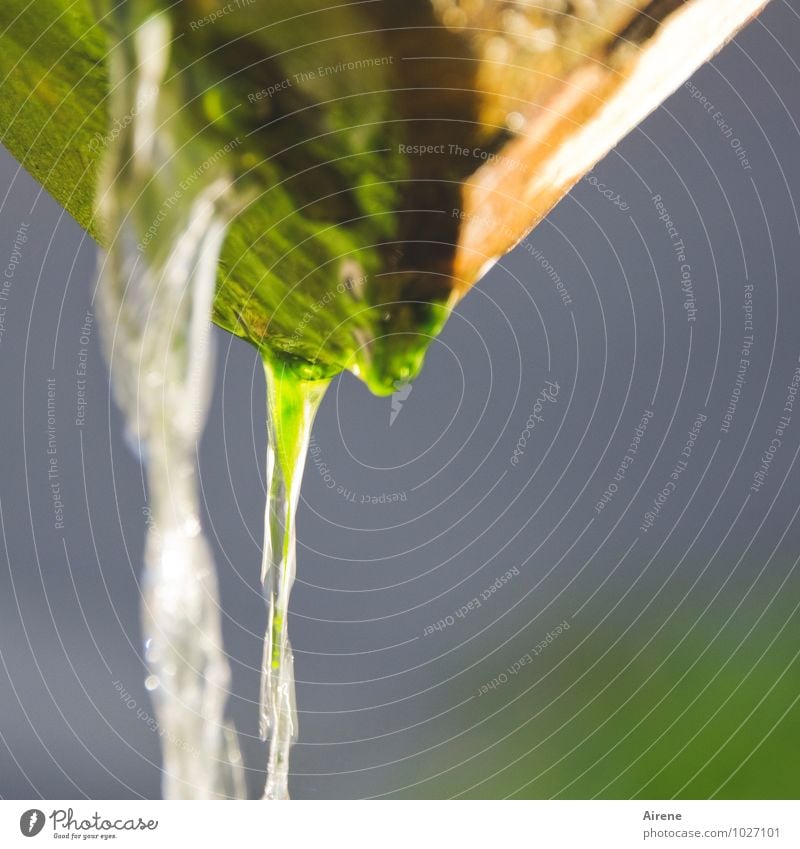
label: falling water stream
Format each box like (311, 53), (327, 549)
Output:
(99, 172), (246, 799)
(97, 13), (246, 799)
(96, 9), (335, 799)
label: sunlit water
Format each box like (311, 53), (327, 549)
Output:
(96, 14), (245, 799)
(96, 9), (332, 800)
(259, 360), (328, 799)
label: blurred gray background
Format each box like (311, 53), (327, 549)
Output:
(2, 1), (800, 800)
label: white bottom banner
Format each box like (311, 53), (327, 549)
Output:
(2, 800), (796, 848)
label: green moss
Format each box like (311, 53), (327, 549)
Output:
(0, 1), (108, 237)
(0, 0), (455, 390)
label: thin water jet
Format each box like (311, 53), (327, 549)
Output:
(259, 357), (329, 800)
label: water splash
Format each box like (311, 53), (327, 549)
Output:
(259, 356), (329, 799)
(96, 12), (244, 800)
